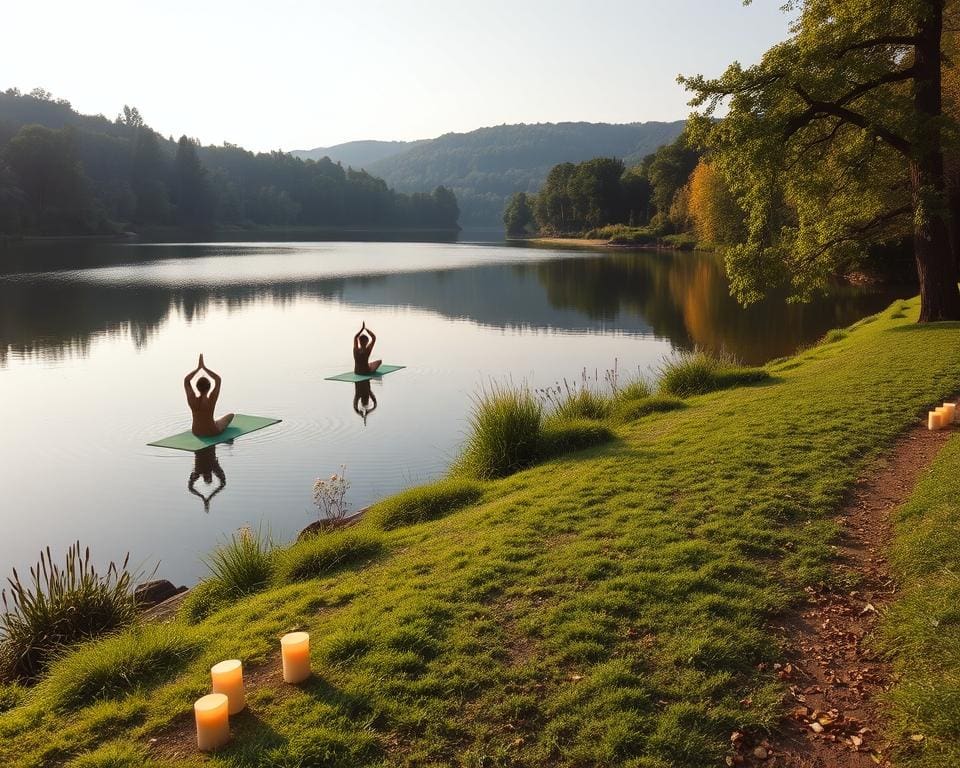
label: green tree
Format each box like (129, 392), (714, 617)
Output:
(131, 128), (169, 223)
(0, 157), (23, 233)
(504, 191), (536, 235)
(621, 167), (652, 226)
(683, 0), (960, 321)
(646, 133), (699, 225)
(173, 136), (214, 228)
(4, 125), (93, 233)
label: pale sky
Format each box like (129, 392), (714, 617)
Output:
(3, 1), (791, 152)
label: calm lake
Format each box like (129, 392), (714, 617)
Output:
(0, 238), (905, 584)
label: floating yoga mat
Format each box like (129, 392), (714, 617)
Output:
(147, 414), (282, 452)
(324, 364), (406, 383)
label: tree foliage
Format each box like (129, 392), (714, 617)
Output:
(0, 90), (459, 236)
(682, 0), (960, 321)
(504, 192), (537, 236)
(686, 160), (746, 247)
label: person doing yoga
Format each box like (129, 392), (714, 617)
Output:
(184, 354), (235, 437)
(353, 322), (381, 375)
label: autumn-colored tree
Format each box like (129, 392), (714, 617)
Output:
(687, 160), (746, 247)
(684, 0), (960, 321)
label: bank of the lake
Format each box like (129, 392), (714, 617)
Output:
(1, 296), (957, 767)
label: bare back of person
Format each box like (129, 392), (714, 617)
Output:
(184, 354), (235, 437)
(353, 322), (382, 375)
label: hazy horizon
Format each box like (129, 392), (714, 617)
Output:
(3, 1), (792, 152)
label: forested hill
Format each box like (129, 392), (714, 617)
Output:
(0, 89), (459, 237)
(290, 140), (426, 167)
(362, 121), (687, 226)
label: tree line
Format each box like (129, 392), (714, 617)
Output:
(509, 0), (960, 323)
(0, 90), (459, 236)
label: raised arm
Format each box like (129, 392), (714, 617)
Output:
(183, 360), (202, 400)
(366, 326), (376, 348)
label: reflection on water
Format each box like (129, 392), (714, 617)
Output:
(188, 446), (227, 513)
(353, 381), (379, 426)
(0, 240), (908, 582)
(0, 242), (904, 366)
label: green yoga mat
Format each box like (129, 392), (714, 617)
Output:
(324, 364), (406, 383)
(147, 414), (281, 452)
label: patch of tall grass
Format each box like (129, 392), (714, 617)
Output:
(275, 530), (386, 584)
(35, 623), (203, 711)
(456, 383), (544, 478)
(658, 350), (769, 398)
(367, 479), (484, 531)
(204, 526), (273, 598)
(0, 543), (139, 682)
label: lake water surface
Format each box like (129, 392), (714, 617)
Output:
(0, 239), (906, 583)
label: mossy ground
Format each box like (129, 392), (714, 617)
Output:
(2, 297), (958, 767)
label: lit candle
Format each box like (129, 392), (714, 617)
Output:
(929, 411), (941, 430)
(211, 659), (245, 715)
(280, 631), (311, 683)
(936, 406), (950, 429)
(195, 692), (230, 751)
(943, 402), (957, 424)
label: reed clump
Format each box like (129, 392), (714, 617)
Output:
(0, 543), (139, 682)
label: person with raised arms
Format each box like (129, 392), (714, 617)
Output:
(184, 354), (235, 437)
(353, 322), (382, 375)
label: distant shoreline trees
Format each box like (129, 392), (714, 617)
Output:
(0, 89), (459, 237)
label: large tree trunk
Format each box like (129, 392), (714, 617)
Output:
(913, 0), (960, 322)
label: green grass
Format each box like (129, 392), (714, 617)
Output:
(5, 297), (960, 767)
(34, 623), (203, 711)
(366, 479), (485, 531)
(541, 417), (616, 457)
(204, 526), (273, 598)
(553, 387), (611, 421)
(610, 394), (686, 423)
(0, 543), (138, 682)
(274, 530), (386, 583)
(880, 433), (960, 767)
(457, 383), (543, 478)
(658, 350), (770, 397)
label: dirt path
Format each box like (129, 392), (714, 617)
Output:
(735, 422), (953, 767)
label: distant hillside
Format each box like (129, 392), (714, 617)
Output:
(365, 121), (687, 226)
(290, 140), (424, 167)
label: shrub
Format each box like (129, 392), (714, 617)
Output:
(541, 419), (615, 457)
(275, 531), (386, 584)
(456, 383), (543, 479)
(662, 233), (698, 250)
(553, 388), (611, 421)
(0, 543), (139, 682)
(610, 395), (687, 423)
(313, 466), (351, 524)
(203, 526), (273, 599)
(367, 479), (484, 531)
(36, 623), (203, 711)
(658, 351), (769, 398)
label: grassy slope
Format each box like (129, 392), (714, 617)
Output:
(2, 298), (960, 768)
(882, 431), (960, 767)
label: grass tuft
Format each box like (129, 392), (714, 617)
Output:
(657, 350), (769, 398)
(820, 328), (848, 344)
(366, 479), (484, 531)
(203, 526), (273, 598)
(0, 543), (139, 682)
(178, 578), (230, 624)
(541, 418), (616, 457)
(456, 383), (543, 478)
(553, 388), (611, 421)
(610, 395), (686, 423)
(35, 623), (203, 711)
(275, 530), (386, 583)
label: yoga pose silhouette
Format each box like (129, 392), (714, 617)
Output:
(184, 354), (235, 437)
(353, 322), (382, 375)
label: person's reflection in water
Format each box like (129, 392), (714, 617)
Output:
(353, 380), (378, 426)
(188, 446), (227, 512)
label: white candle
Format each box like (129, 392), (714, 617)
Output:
(943, 402), (957, 424)
(195, 692), (230, 751)
(211, 659), (245, 715)
(936, 407), (950, 429)
(281, 631), (311, 683)
(929, 411), (943, 430)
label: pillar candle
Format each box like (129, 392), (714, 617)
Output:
(943, 402), (957, 424)
(211, 659), (245, 715)
(929, 411), (942, 430)
(281, 631), (311, 683)
(195, 692), (230, 751)
(936, 406), (951, 429)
